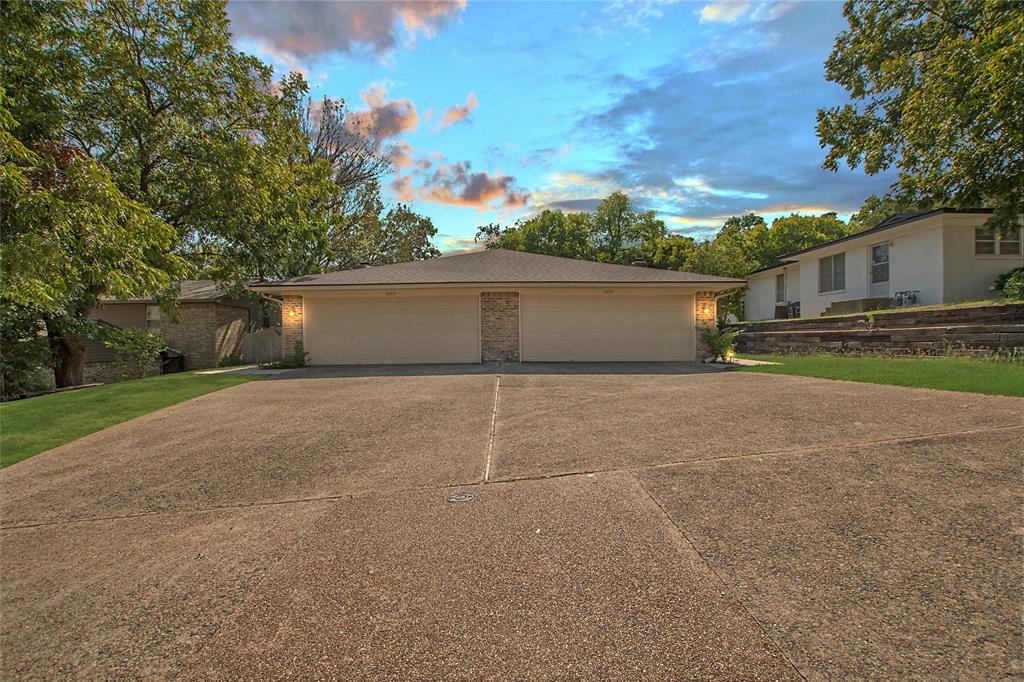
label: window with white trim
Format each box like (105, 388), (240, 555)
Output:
(818, 253), (845, 294)
(145, 305), (162, 334)
(870, 243), (890, 284)
(975, 226), (1021, 255)
(775, 273), (785, 303)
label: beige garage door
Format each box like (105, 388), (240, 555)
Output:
(304, 295), (479, 365)
(521, 293), (693, 361)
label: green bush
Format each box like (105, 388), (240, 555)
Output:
(699, 326), (740, 362)
(995, 267), (1024, 300)
(0, 302), (52, 398)
(102, 328), (168, 377)
(259, 341), (308, 369)
(217, 353), (247, 367)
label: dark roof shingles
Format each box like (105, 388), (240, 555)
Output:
(253, 249), (743, 288)
(106, 280), (232, 303)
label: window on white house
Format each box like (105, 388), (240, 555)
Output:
(975, 228), (996, 254)
(999, 227), (1021, 255)
(870, 243), (890, 284)
(775, 273), (786, 303)
(818, 253), (845, 294)
(145, 305), (161, 334)
(976, 226), (1022, 255)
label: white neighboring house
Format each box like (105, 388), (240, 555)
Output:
(745, 209), (1023, 320)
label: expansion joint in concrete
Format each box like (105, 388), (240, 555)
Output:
(484, 373), (502, 482)
(631, 471), (808, 682)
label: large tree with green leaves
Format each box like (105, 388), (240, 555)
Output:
(1, 0), (437, 386)
(476, 192), (673, 265)
(1, 95), (186, 386)
(847, 194), (941, 232)
(817, 0), (1023, 230)
(1, 1), (194, 386)
(476, 210), (593, 260)
(685, 212), (854, 319)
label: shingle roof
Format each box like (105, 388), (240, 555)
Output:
(250, 249), (745, 288)
(106, 280), (234, 303)
(746, 260), (797, 277)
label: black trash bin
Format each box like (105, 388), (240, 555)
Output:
(160, 348), (185, 374)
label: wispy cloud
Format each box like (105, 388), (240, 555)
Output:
(439, 235), (484, 255)
(420, 159), (528, 210)
(347, 84), (419, 140)
(604, 0), (681, 31)
(391, 152), (529, 212)
(436, 92), (479, 130)
(566, 2), (892, 222)
(673, 176), (768, 200)
(699, 1), (752, 24)
(698, 0), (797, 24)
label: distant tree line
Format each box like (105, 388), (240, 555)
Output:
(476, 191), (921, 319)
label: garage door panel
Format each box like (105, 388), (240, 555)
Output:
(305, 296), (479, 365)
(522, 294), (692, 362)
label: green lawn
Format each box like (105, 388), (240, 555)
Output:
(0, 372), (259, 468)
(738, 354), (1024, 397)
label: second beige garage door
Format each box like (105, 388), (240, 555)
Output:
(521, 293), (694, 362)
(304, 295), (479, 365)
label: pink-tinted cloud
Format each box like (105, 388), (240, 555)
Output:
(392, 175), (416, 202)
(421, 160), (529, 210)
(347, 85), (418, 141)
(227, 0), (466, 59)
(385, 140), (415, 168)
(436, 92), (479, 130)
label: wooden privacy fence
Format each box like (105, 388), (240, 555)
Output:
(242, 327), (282, 364)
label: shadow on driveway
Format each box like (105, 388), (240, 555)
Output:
(271, 361), (722, 379)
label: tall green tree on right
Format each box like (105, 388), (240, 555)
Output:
(817, 0), (1023, 230)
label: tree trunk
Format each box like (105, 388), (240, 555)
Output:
(50, 330), (86, 388)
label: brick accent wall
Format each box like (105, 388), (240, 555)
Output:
(281, 295), (304, 357)
(694, 291), (718, 360)
(163, 303), (249, 370)
(480, 292), (520, 363)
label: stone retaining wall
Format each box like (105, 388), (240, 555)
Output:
(736, 303), (1024, 355)
(83, 359), (162, 384)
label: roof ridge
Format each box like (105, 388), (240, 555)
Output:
(252, 247), (744, 288)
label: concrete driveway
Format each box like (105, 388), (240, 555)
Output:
(2, 365), (1021, 679)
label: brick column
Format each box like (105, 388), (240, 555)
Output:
(480, 292), (520, 363)
(281, 295), (304, 355)
(694, 291), (717, 361)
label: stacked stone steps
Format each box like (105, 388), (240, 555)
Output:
(735, 303), (1024, 355)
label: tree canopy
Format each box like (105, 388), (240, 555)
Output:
(476, 192), (685, 266)
(817, 0), (1023, 230)
(477, 194), (858, 320)
(0, 0), (439, 387)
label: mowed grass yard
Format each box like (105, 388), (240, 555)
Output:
(0, 373), (259, 468)
(739, 354), (1024, 397)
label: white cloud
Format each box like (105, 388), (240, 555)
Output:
(699, 1), (752, 24)
(698, 1), (798, 24)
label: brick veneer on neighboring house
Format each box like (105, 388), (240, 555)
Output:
(281, 295), (304, 355)
(694, 291), (718, 360)
(480, 291), (520, 362)
(163, 302), (249, 370)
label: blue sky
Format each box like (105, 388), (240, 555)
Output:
(226, 0), (893, 253)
